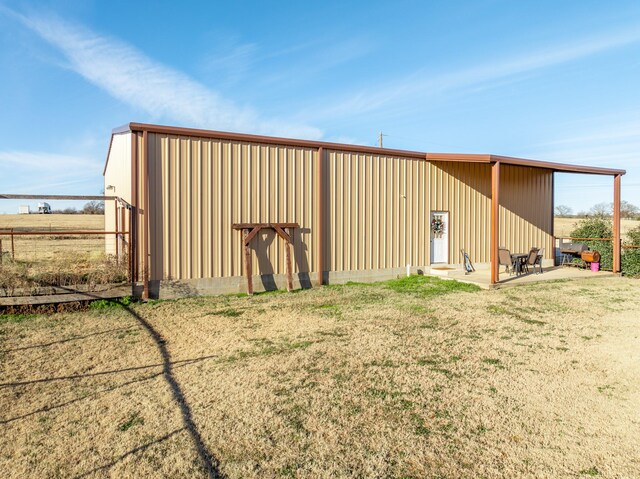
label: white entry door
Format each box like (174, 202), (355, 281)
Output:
(430, 211), (449, 264)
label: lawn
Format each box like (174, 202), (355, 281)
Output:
(1, 276), (639, 478)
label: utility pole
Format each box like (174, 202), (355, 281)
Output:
(378, 131), (387, 148)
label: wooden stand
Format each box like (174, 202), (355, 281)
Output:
(232, 223), (299, 295)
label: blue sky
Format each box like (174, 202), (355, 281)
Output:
(0, 0), (639, 214)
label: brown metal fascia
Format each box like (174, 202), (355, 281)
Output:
(142, 130), (150, 300)
(129, 122), (427, 160)
(489, 155), (626, 176)
(490, 161), (500, 285)
(316, 146), (324, 286)
(613, 174), (621, 273)
(550, 172), (555, 249)
(121, 122), (626, 175)
(131, 130), (138, 284)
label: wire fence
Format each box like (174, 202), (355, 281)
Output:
(0, 229), (130, 296)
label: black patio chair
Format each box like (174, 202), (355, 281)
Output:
(533, 248), (544, 274)
(523, 247), (540, 274)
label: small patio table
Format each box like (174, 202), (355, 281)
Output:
(511, 253), (528, 275)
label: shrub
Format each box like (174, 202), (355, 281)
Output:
(570, 217), (612, 270)
(622, 225), (640, 277)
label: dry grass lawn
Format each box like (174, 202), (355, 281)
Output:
(1, 276), (639, 478)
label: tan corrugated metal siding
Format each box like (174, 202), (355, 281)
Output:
(428, 161), (492, 264)
(326, 150), (428, 271)
(324, 158), (552, 270)
(499, 164), (554, 258)
(128, 131), (554, 282)
(428, 161), (553, 263)
(140, 133), (317, 281)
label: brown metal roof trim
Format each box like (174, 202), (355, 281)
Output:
(102, 122), (626, 177)
(489, 155), (625, 176)
(128, 122), (428, 159)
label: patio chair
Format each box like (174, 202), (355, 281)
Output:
(498, 248), (517, 275)
(523, 247), (540, 274)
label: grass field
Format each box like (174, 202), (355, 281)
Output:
(0, 214), (106, 262)
(0, 214), (104, 231)
(1, 276), (639, 478)
(554, 217), (639, 242)
(0, 214), (126, 293)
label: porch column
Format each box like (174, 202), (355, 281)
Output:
(491, 161), (500, 284)
(613, 174), (621, 273)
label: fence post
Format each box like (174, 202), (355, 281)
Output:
(0, 238), (3, 264)
(11, 228), (15, 260)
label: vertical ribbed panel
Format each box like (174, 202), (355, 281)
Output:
(428, 162), (553, 264)
(499, 165), (553, 258)
(144, 134), (316, 280)
(327, 151), (428, 271)
(132, 135), (554, 281)
(429, 161), (492, 264)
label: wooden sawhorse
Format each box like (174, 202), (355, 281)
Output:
(232, 222), (299, 295)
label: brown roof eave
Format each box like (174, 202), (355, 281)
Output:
(128, 122), (428, 159)
(102, 122), (626, 178)
(489, 154), (626, 176)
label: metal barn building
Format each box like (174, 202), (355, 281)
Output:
(103, 123), (625, 298)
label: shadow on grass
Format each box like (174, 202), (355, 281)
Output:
(1, 370), (165, 425)
(1, 293), (225, 479)
(0, 326), (137, 353)
(72, 427), (186, 479)
(0, 353), (219, 386)
(114, 303), (224, 479)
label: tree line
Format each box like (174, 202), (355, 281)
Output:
(51, 200), (104, 215)
(555, 201), (639, 219)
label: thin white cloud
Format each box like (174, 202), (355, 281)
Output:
(10, 8), (322, 139)
(0, 150), (102, 194)
(0, 150), (100, 171)
(313, 28), (640, 119)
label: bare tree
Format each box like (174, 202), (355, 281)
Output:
(589, 202), (612, 217)
(620, 200), (639, 219)
(82, 200), (105, 215)
(587, 201), (639, 219)
(554, 205), (573, 217)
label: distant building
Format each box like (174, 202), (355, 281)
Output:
(37, 202), (52, 214)
(18, 205), (30, 214)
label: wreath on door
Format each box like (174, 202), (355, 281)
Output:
(431, 216), (445, 237)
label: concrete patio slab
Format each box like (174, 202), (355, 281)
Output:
(428, 266), (617, 289)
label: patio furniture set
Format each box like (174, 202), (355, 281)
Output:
(498, 247), (544, 276)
